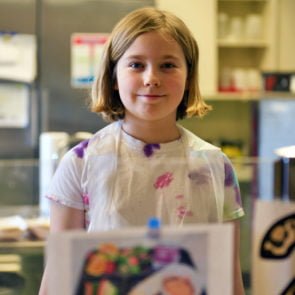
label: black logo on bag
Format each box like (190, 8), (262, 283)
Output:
(260, 213), (295, 260)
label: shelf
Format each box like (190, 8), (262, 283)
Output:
(0, 240), (44, 250)
(204, 91), (295, 101)
(216, 0), (279, 94)
(218, 39), (268, 48)
(218, 0), (268, 2)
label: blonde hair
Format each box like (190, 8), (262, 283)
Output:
(91, 7), (211, 122)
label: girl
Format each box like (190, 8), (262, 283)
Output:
(39, 7), (245, 294)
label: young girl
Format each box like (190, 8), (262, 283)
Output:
(39, 7), (245, 294)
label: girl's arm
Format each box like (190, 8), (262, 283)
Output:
(38, 201), (85, 295)
(49, 201), (85, 231)
(231, 219), (245, 295)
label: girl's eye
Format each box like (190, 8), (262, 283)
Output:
(129, 62), (144, 69)
(161, 62), (176, 69)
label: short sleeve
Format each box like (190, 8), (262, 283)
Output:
(222, 154), (245, 221)
(45, 147), (85, 210)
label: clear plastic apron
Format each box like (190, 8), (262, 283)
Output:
(81, 122), (225, 232)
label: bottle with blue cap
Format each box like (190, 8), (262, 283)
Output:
(146, 217), (161, 241)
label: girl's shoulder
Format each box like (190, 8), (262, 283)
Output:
(70, 122), (120, 158)
(179, 125), (220, 152)
(89, 121), (118, 141)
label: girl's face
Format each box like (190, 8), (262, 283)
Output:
(115, 31), (188, 125)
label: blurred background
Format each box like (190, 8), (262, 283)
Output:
(0, 0), (295, 294)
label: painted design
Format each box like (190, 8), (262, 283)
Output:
(175, 195), (193, 219)
(176, 205), (193, 219)
(76, 243), (199, 295)
(73, 139), (89, 159)
(224, 162), (234, 186)
(46, 194), (62, 205)
(224, 161), (242, 205)
(234, 185), (242, 205)
(188, 167), (211, 185)
(175, 194), (184, 200)
(154, 172), (173, 189)
(143, 143), (160, 157)
(82, 194), (90, 206)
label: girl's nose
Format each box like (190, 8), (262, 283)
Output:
(144, 69), (160, 87)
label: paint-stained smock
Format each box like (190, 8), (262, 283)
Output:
(46, 121), (244, 231)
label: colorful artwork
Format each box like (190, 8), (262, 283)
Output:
(47, 225), (234, 295)
(76, 242), (204, 295)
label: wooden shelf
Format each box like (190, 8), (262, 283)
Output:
(204, 91), (295, 101)
(216, 0), (278, 95)
(218, 0), (268, 2)
(218, 39), (268, 48)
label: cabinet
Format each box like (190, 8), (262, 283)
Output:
(157, 0), (282, 99)
(216, 0), (278, 97)
(278, 0), (295, 71)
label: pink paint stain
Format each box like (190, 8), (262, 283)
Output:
(82, 194), (89, 205)
(176, 205), (193, 218)
(154, 172), (173, 189)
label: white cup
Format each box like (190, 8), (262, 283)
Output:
(218, 13), (229, 39)
(245, 14), (262, 40)
(232, 68), (247, 91)
(219, 67), (232, 90)
(246, 69), (262, 91)
(229, 17), (244, 40)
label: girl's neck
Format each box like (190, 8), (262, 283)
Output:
(121, 119), (181, 144)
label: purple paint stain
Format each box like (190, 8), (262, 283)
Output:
(143, 143), (160, 157)
(188, 168), (210, 185)
(73, 139), (89, 158)
(234, 185), (242, 205)
(153, 246), (179, 265)
(224, 162), (234, 186)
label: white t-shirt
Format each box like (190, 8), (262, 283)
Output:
(46, 121), (244, 231)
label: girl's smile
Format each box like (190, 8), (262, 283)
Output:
(137, 93), (166, 102)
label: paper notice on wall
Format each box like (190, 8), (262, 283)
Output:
(71, 33), (109, 88)
(0, 83), (29, 128)
(0, 34), (37, 82)
(252, 200), (295, 295)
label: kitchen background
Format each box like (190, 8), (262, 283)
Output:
(0, 0), (295, 294)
